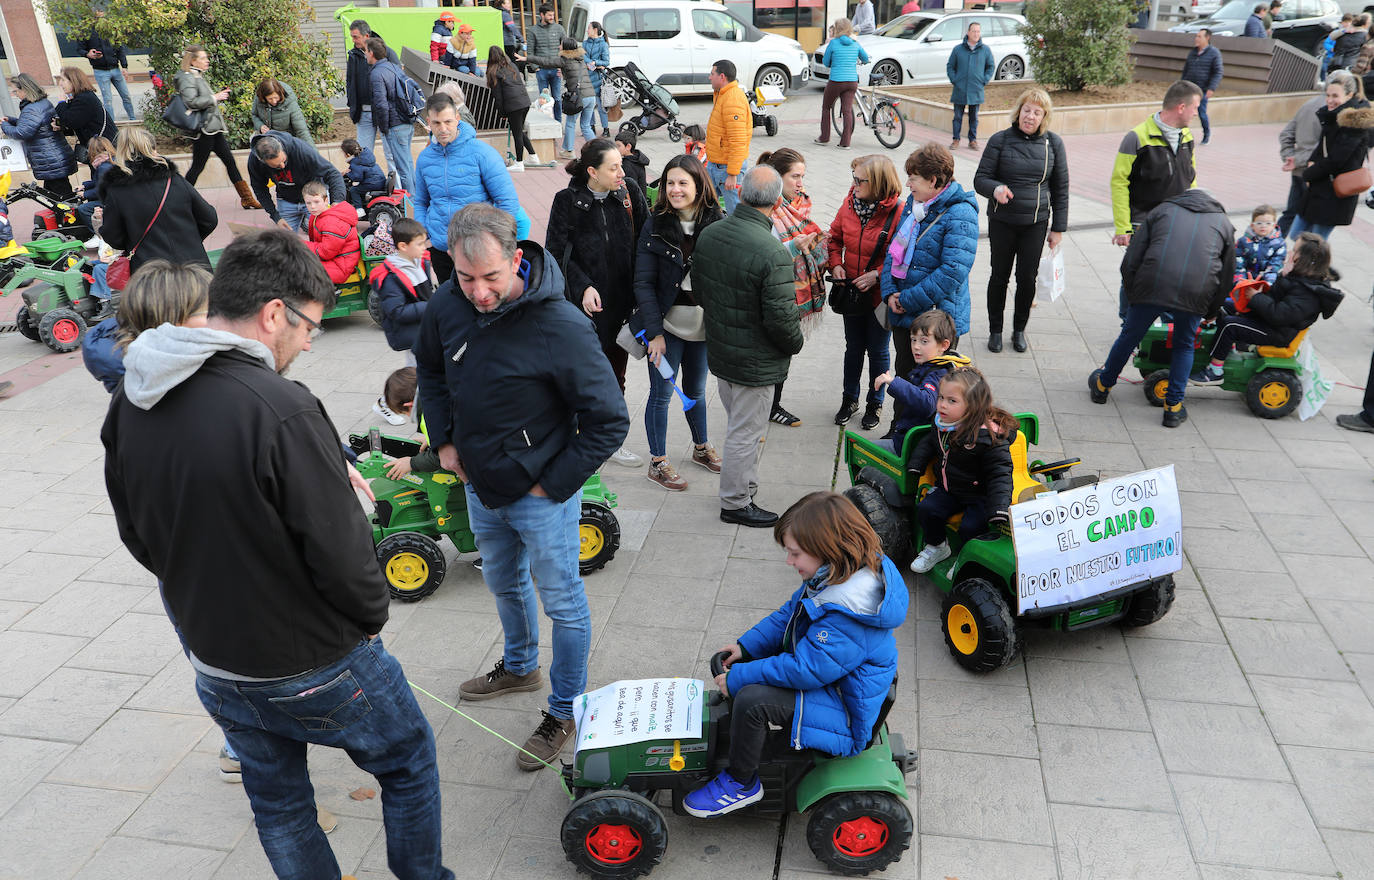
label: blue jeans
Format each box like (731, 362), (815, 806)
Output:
(952, 104), (980, 141)
(562, 96), (596, 151)
(593, 93), (609, 132)
(536, 69), (563, 122)
(644, 334), (709, 458)
(708, 160), (748, 214)
(1197, 94), (1210, 139)
(380, 125), (415, 195)
(1100, 304), (1200, 406)
(355, 113), (378, 157)
(194, 638), (454, 880)
(277, 199), (310, 233)
(842, 310), (890, 405)
(92, 68), (135, 119)
(1287, 215), (1334, 241)
(89, 260), (111, 301)
(465, 485), (590, 720)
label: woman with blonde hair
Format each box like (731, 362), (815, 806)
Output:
(1, 72), (77, 196)
(972, 87), (1069, 353)
(174, 45), (259, 208)
(816, 17), (870, 149)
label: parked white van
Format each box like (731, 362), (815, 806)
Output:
(566, 0), (812, 94)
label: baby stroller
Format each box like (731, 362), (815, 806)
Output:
(606, 61), (685, 142)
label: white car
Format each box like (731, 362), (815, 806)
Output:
(811, 10), (1033, 87)
(567, 0), (811, 95)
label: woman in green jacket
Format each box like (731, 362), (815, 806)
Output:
(251, 78), (312, 143)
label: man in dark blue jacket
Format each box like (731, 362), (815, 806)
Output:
(83, 13), (135, 120)
(247, 131), (346, 233)
(346, 19), (398, 159)
(414, 203), (628, 772)
(366, 36), (416, 194)
(1181, 29), (1224, 145)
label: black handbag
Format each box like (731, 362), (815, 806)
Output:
(561, 88), (582, 116)
(829, 203), (899, 316)
(161, 94), (210, 136)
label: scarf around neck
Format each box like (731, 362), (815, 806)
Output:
(771, 190), (827, 329)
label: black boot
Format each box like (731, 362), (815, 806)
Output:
(834, 397), (859, 425)
(1012, 330), (1028, 352)
(987, 332), (1002, 353)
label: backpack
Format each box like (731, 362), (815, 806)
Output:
(387, 63), (428, 123)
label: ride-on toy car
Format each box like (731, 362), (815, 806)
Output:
(5, 181), (89, 240)
(842, 414), (1175, 672)
(559, 652), (915, 878)
(0, 230), (85, 287)
(2, 258), (108, 352)
(348, 431), (622, 601)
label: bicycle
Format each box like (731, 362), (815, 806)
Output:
(831, 79), (905, 150)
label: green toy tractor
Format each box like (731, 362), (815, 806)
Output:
(842, 414), (1175, 672)
(348, 431), (621, 601)
(3, 257), (107, 353)
(559, 652), (916, 878)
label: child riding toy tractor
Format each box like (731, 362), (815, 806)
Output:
(842, 414), (1176, 672)
(348, 431), (622, 601)
(3, 257), (107, 352)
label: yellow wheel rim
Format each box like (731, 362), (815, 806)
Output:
(1257, 381), (1291, 409)
(580, 524), (604, 561)
(386, 552), (430, 592)
(947, 604), (979, 655)
(1152, 379), (1168, 402)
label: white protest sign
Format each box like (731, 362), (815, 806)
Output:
(0, 137), (28, 174)
(1010, 465), (1182, 615)
(1296, 340), (1332, 421)
(573, 678), (704, 755)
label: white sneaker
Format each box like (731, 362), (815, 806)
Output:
(373, 398), (406, 427)
(84, 235), (103, 249)
(506, 158), (525, 173)
(909, 542), (952, 574)
(609, 446), (643, 467)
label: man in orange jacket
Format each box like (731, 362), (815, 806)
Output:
(302, 180), (362, 285)
(706, 59), (752, 213)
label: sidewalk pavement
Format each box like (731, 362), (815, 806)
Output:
(1, 84), (1373, 880)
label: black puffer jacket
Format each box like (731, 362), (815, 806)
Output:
(973, 123), (1069, 231)
(55, 91), (118, 149)
(488, 65), (532, 116)
(908, 423), (1015, 513)
(544, 178), (648, 346)
(1246, 273), (1343, 344)
(1300, 100), (1374, 227)
(631, 203), (724, 340)
(97, 157), (217, 271)
(1121, 189), (1235, 318)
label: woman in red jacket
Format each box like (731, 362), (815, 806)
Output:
(827, 154), (902, 430)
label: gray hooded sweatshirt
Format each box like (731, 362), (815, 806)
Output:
(122, 324), (276, 411)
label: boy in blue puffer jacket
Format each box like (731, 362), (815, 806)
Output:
(1233, 204), (1286, 286)
(683, 491), (908, 818)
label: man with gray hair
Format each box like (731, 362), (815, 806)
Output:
(247, 131), (346, 232)
(692, 165), (804, 527)
(413, 204), (628, 770)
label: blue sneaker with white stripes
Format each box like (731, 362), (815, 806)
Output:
(682, 770), (763, 818)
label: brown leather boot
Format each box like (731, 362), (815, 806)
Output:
(234, 180), (260, 209)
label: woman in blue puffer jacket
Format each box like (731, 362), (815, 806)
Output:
(816, 18), (870, 149)
(682, 491), (908, 818)
(881, 143), (978, 421)
(583, 22), (612, 138)
(2, 73), (77, 197)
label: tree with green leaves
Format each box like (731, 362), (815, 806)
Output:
(39, 0), (342, 146)
(1019, 0), (1136, 92)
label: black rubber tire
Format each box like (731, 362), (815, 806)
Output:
(1121, 575), (1176, 627)
(561, 789), (667, 878)
(667, 123), (683, 143)
(1143, 368), (1170, 408)
(941, 577), (1019, 673)
(871, 59), (902, 86)
(366, 202), (401, 231)
(1245, 368), (1300, 419)
(843, 483), (912, 565)
(14, 305), (40, 342)
(872, 101), (905, 149)
(618, 121), (641, 138)
(38, 307), (85, 353)
(366, 289), (384, 327)
(805, 791), (913, 877)
(376, 532), (447, 602)
(35, 229), (72, 242)
(764, 114), (778, 137)
(579, 502), (621, 575)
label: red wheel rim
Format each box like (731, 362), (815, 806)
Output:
(584, 822), (643, 865)
(832, 816), (889, 858)
(51, 318), (80, 344)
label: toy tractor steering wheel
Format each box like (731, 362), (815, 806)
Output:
(710, 650), (731, 679)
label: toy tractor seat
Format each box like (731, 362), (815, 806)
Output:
(1254, 327), (1308, 360)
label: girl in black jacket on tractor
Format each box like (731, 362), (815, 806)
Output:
(907, 366), (1017, 575)
(1191, 232), (1343, 385)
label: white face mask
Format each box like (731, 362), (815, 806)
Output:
(909, 200), (927, 224)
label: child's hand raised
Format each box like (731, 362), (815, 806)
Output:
(874, 370), (895, 391)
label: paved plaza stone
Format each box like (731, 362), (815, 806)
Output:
(1, 82), (1374, 879)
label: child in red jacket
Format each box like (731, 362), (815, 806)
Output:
(302, 180), (362, 285)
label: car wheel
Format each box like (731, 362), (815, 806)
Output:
(37, 307), (85, 353)
(1245, 368), (1301, 419)
(754, 64), (791, 93)
(806, 791), (913, 876)
(1143, 369), (1170, 408)
(579, 502), (621, 575)
(941, 577), (1019, 672)
(871, 59), (902, 87)
(843, 483), (912, 565)
(1121, 575), (1175, 627)
(561, 790), (667, 878)
(376, 532), (447, 602)
(14, 305), (41, 342)
(995, 55), (1026, 81)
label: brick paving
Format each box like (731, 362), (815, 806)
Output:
(1, 82), (1373, 879)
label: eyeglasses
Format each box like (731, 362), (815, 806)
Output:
(282, 301), (324, 340)
(852, 176), (869, 184)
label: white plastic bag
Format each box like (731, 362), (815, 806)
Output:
(1036, 246), (1065, 302)
(1296, 340), (1332, 421)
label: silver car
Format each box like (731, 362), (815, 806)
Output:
(810, 11), (1034, 87)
